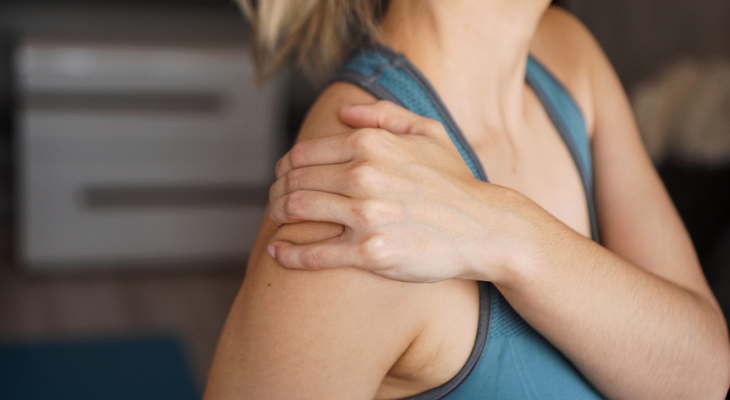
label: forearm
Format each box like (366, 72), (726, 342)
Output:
(491, 204), (730, 399)
(264, 96), (730, 397)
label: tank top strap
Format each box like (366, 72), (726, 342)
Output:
(333, 44), (607, 400)
(335, 43), (493, 400)
(335, 43), (487, 181)
(525, 56), (600, 242)
(337, 46), (599, 243)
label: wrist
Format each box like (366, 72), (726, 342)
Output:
(497, 211), (543, 290)
(479, 187), (554, 288)
(496, 196), (590, 294)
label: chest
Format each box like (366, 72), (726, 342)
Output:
(378, 105), (593, 398)
(466, 95), (591, 238)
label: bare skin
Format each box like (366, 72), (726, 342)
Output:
(205, 2), (730, 399)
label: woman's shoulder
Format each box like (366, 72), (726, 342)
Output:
(531, 6), (605, 136)
(296, 81), (379, 141)
(206, 81), (477, 398)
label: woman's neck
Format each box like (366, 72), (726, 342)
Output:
(380, 0), (551, 137)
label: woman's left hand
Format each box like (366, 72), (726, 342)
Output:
(268, 101), (527, 283)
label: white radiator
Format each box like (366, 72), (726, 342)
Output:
(16, 39), (285, 271)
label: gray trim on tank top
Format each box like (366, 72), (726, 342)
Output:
(524, 59), (600, 242)
(358, 44), (495, 400)
(333, 42), (598, 399)
(369, 43), (490, 182)
(335, 70), (406, 108)
(362, 44), (599, 244)
(333, 50), (494, 400)
(335, 70), (493, 399)
(404, 282), (492, 400)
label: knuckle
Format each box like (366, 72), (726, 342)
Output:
(283, 192), (305, 218)
(300, 248), (323, 269)
(357, 199), (384, 226)
(375, 100), (396, 112)
(418, 118), (445, 135)
(285, 169), (301, 193)
(348, 163), (377, 191)
(288, 143), (307, 167)
(352, 128), (382, 152)
(360, 235), (389, 265)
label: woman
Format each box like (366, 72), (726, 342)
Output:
(205, 1), (730, 399)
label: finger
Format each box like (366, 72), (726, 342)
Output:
(340, 100), (448, 139)
(268, 176), (286, 203)
(270, 163), (357, 203)
(269, 234), (366, 271)
(269, 190), (354, 226)
(276, 131), (356, 178)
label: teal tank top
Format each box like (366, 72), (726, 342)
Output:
(335, 43), (606, 400)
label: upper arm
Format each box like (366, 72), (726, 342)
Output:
(204, 84), (428, 399)
(540, 9), (717, 305)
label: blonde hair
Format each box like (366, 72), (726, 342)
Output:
(239, 0), (388, 81)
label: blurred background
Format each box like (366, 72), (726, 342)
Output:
(0, 0), (728, 399)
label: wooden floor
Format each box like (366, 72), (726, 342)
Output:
(0, 250), (246, 389)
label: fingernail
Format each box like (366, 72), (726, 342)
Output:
(267, 245), (276, 258)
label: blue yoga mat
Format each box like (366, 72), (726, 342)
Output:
(0, 335), (199, 400)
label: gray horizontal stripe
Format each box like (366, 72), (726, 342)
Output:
(23, 91), (225, 114)
(83, 183), (269, 209)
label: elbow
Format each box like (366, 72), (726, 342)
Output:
(693, 290), (730, 399)
(714, 342), (730, 399)
(681, 337), (730, 400)
(705, 361), (730, 400)
(678, 303), (730, 400)
(703, 320), (730, 399)
(714, 308), (730, 398)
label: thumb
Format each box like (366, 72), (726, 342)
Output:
(339, 100), (447, 138)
